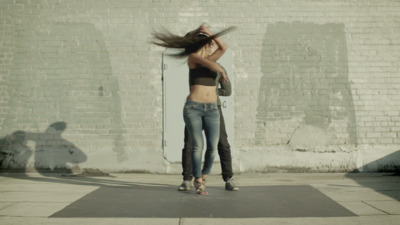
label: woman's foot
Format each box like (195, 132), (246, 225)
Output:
(194, 179), (207, 195)
(202, 178), (207, 186)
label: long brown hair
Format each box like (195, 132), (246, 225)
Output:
(151, 26), (236, 57)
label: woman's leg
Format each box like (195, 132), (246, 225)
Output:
(202, 104), (220, 176)
(183, 101), (204, 179)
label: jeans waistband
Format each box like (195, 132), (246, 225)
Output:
(185, 99), (218, 107)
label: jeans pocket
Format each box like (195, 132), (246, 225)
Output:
(184, 102), (197, 110)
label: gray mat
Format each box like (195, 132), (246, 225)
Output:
(51, 185), (356, 218)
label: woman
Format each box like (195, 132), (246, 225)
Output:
(152, 24), (234, 194)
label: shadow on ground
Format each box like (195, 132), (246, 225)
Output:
(0, 172), (356, 218)
(346, 150), (400, 201)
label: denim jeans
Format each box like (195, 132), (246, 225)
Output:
(181, 105), (233, 181)
(183, 99), (220, 178)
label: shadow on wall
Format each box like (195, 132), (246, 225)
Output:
(256, 22), (357, 150)
(2, 21), (127, 164)
(0, 122), (87, 174)
(346, 150), (400, 202)
(357, 150), (400, 173)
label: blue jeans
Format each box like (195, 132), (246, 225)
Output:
(183, 99), (220, 178)
(181, 105), (233, 181)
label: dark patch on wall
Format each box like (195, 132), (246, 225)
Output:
(2, 22), (128, 167)
(256, 22), (357, 148)
(0, 122), (87, 173)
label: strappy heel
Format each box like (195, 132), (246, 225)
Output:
(194, 179), (207, 195)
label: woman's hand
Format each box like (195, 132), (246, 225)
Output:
(186, 24), (207, 37)
(220, 72), (229, 83)
(200, 25), (213, 36)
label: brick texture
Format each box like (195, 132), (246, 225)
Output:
(0, 0), (399, 173)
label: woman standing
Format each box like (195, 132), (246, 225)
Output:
(152, 24), (234, 195)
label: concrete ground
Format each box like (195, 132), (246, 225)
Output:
(0, 172), (399, 225)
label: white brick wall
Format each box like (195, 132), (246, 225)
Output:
(0, 0), (399, 173)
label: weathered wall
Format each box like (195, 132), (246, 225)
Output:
(0, 0), (399, 173)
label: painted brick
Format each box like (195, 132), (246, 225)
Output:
(0, 0), (399, 173)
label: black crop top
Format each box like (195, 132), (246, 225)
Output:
(189, 67), (217, 86)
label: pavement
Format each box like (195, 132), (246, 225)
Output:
(0, 172), (399, 225)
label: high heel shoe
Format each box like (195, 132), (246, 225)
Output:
(194, 179), (207, 195)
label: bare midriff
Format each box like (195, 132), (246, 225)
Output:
(187, 85), (218, 103)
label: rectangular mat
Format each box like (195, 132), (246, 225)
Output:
(51, 185), (356, 218)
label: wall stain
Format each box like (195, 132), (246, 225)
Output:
(256, 22), (357, 150)
(2, 22), (128, 169)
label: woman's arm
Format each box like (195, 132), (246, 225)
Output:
(200, 26), (227, 62)
(188, 53), (229, 82)
(208, 37), (227, 62)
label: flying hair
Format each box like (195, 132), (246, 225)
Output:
(151, 26), (236, 57)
